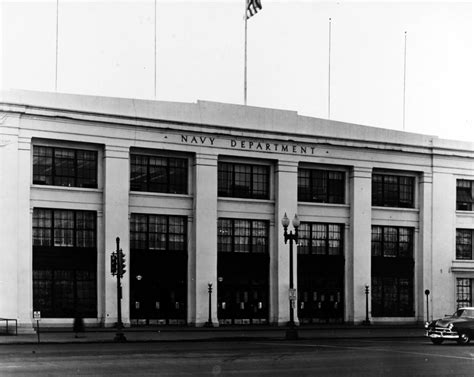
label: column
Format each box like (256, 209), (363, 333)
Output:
(419, 172), (433, 322)
(274, 160), (298, 325)
(348, 166), (372, 323)
(103, 145), (130, 327)
(189, 153), (218, 326)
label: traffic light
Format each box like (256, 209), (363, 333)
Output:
(119, 250), (126, 278)
(111, 252), (118, 276)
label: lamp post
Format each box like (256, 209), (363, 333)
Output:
(424, 289), (430, 323)
(204, 282), (214, 327)
(282, 212), (300, 340)
(363, 284), (371, 325)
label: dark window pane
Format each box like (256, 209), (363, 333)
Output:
(234, 220), (250, 253)
(297, 223), (311, 255)
(33, 209), (52, 246)
(130, 154), (188, 194)
(33, 146), (97, 188)
(76, 150), (97, 188)
(312, 223), (327, 255)
(298, 168), (345, 204)
(297, 169), (311, 202)
(218, 162), (269, 199)
(372, 175), (383, 206)
(457, 180), (473, 211)
(76, 211), (96, 248)
(457, 278), (472, 308)
(130, 214), (148, 250)
(371, 226), (382, 257)
(218, 219), (269, 254)
(130, 213), (187, 253)
(372, 173), (414, 208)
(130, 155), (148, 192)
(251, 220), (268, 253)
(33, 146), (53, 185)
(456, 229), (472, 260)
(53, 210), (75, 247)
(54, 149), (76, 187)
(218, 219), (233, 252)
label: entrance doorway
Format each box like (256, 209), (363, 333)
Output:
(297, 255), (344, 324)
(130, 252), (187, 325)
(217, 253), (269, 325)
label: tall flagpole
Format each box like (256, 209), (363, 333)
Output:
(244, 0), (248, 105)
(328, 17), (332, 120)
(55, 0), (59, 91)
(154, 0), (157, 99)
(403, 31), (407, 131)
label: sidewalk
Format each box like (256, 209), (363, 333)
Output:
(0, 325), (425, 345)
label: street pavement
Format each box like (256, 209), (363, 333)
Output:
(0, 324), (424, 345)
(1, 338), (473, 377)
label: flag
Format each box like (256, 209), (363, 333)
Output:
(247, 0), (262, 19)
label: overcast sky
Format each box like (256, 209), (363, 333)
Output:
(1, 1), (473, 141)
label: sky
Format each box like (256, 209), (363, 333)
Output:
(1, 0), (473, 141)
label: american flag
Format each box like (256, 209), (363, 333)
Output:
(247, 0), (262, 19)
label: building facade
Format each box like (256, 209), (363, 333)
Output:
(1, 90), (473, 330)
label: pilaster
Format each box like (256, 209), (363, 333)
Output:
(348, 166), (372, 323)
(190, 153), (218, 326)
(103, 145), (130, 326)
(419, 172), (433, 322)
(274, 160), (298, 325)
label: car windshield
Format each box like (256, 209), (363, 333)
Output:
(452, 309), (474, 318)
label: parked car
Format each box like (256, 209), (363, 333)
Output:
(425, 307), (474, 345)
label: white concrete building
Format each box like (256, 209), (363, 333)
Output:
(1, 90), (473, 331)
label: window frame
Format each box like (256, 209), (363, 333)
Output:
(33, 145), (98, 189)
(456, 229), (473, 260)
(456, 179), (474, 211)
(130, 154), (189, 195)
(218, 162), (270, 200)
(371, 226), (414, 258)
(33, 208), (97, 249)
(297, 222), (344, 256)
(217, 218), (269, 254)
(298, 168), (345, 204)
(130, 213), (187, 252)
(372, 173), (415, 208)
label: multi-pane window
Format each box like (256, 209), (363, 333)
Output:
(372, 174), (414, 208)
(297, 223), (344, 255)
(371, 226), (414, 317)
(33, 146), (97, 188)
(130, 214), (186, 252)
(371, 226), (413, 258)
(218, 219), (269, 253)
(33, 208), (97, 318)
(218, 162), (269, 199)
(130, 154), (188, 194)
(371, 277), (412, 317)
(33, 209), (96, 248)
(457, 180), (474, 211)
(456, 229), (473, 260)
(298, 169), (345, 203)
(457, 278), (473, 308)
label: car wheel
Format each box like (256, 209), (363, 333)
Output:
(430, 338), (444, 345)
(457, 333), (470, 345)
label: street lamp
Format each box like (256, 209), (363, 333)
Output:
(204, 282), (214, 327)
(282, 212), (300, 340)
(363, 285), (371, 325)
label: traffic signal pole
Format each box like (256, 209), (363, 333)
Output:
(113, 237), (126, 342)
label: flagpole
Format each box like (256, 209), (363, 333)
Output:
(154, 0), (157, 99)
(328, 17), (332, 119)
(244, 0), (248, 105)
(55, 0), (59, 91)
(403, 31), (407, 131)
